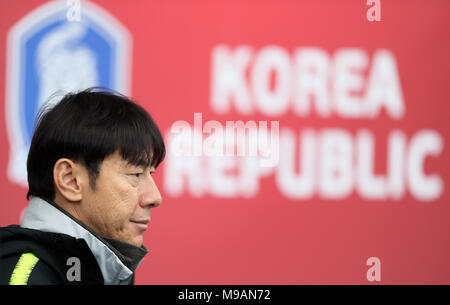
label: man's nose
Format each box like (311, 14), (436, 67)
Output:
(139, 175), (162, 208)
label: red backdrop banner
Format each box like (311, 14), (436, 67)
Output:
(0, 0), (449, 284)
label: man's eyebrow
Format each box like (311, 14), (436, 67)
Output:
(124, 162), (156, 172)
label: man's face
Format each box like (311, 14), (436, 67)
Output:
(78, 151), (162, 247)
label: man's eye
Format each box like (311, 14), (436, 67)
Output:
(129, 173), (142, 178)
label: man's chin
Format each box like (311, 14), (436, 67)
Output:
(124, 233), (144, 247)
(107, 231), (144, 247)
(130, 236), (143, 247)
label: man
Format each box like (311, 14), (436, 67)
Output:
(0, 88), (165, 285)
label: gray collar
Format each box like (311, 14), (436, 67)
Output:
(20, 196), (148, 285)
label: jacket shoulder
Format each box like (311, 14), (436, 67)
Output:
(0, 226), (104, 285)
(28, 254), (65, 284)
(2, 252), (63, 285)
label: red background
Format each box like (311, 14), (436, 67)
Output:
(0, 0), (449, 284)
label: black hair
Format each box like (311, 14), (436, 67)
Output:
(26, 87), (165, 200)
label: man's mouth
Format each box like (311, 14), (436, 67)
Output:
(130, 219), (150, 230)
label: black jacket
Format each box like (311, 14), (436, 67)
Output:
(0, 225), (103, 284)
(0, 196), (148, 285)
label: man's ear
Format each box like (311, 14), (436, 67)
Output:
(53, 158), (84, 202)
